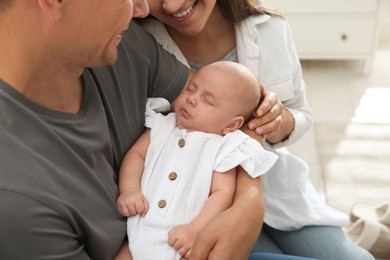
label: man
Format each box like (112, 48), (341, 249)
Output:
(0, 0), (264, 259)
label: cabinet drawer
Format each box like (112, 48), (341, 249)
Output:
(263, 0), (378, 13)
(288, 18), (377, 57)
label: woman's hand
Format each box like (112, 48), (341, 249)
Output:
(248, 86), (294, 144)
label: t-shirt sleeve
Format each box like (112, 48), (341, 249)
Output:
(0, 190), (90, 260)
(214, 132), (278, 178)
(126, 22), (189, 103)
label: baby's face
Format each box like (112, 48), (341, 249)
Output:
(174, 66), (243, 134)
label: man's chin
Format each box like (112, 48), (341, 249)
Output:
(104, 53), (118, 66)
(93, 55), (118, 68)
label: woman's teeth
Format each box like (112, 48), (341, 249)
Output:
(173, 4), (194, 18)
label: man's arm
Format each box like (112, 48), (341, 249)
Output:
(113, 240), (133, 260)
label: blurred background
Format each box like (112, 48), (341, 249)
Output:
(264, 0), (390, 239)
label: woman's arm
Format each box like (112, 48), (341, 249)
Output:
(248, 21), (312, 146)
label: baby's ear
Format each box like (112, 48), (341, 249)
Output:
(222, 116), (245, 135)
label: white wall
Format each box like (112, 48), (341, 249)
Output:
(379, 0), (390, 42)
(380, 0), (390, 22)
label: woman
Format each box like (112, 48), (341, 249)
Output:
(139, 0), (374, 259)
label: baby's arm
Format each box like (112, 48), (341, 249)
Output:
(116, 129), (151, 217)
(168, 167), (237, 258)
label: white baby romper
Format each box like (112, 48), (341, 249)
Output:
(127, 98), (278, 260)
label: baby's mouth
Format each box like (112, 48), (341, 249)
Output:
(173, 1), (197, 18)
(180, 108), (191, 118)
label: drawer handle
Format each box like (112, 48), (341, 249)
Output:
(341, 33), (348, 41)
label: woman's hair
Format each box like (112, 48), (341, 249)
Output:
(218, 0), (281, 23)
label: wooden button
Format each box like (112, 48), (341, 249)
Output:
(178, 138), (185, 147)
(168, 172), (177, 181)
(158, 200), (166, 208)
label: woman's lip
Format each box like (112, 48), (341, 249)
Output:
(172, 1), (197, 19)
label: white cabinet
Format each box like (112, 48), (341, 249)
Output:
(262, 0), (382, 74)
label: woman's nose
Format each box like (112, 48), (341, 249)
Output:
(162, 0), (187, 13)
(133, 0), (150, 18)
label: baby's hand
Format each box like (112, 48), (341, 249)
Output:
(116, 189), (149, 217)
(168, 223), (199, 258)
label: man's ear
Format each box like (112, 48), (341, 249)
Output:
(38, 0), (64, 19)
(222, 116), (245, 135)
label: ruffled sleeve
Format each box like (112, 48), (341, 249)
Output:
(145, 97), (171, 128)
(214, 131), (278, 178)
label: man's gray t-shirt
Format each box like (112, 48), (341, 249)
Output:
(0, 22), (188, 259)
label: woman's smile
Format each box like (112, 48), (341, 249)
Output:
(172, 1), (197, 19)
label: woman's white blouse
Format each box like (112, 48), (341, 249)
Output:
(127, 98), (278, 260)
(140, 15), (350, 231)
